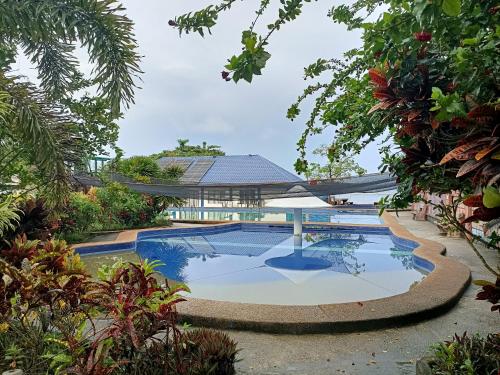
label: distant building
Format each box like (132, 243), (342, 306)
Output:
(157, 154), (302, 208)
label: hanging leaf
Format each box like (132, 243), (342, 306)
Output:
(431, 118), (440, 130)
(475, 144), (500, 160)
(461, 214), (479, 224)
(488, 173), (500, 186)
(368, 99), (397, 114)
(439, 140), (489, 164)
(455, 148), (482, 161)
(373, 88), (395, 100)
(462, 206), (500, 224)
(407, 109), (422, 121)
(472, 207), (500, 222)
(483, 186), (500, 208)
(403, 122), (424, 136)
(442, 0), (461, 16)
(463, 194), (484, 207)
(456, 159), (487, 178)
(368, 68), (387, 87)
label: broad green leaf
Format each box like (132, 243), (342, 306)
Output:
(442, 0), (461, 16)
(462, 38), (478, 46)
(483, 186), (500, 208)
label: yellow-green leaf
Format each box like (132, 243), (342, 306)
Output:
(442, 0), (461, 16)
(483, 186), (500, 208)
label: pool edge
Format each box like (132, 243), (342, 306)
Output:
(74, 213), (471, 334)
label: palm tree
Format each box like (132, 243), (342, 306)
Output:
(0, 0), (141, 205)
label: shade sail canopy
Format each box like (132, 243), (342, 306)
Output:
(72, 172), (397, 201)
(265, 196), (331, 208)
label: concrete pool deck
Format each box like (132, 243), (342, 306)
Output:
(230, 212), (499, 374)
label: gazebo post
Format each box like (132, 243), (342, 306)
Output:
(200, 187), (205, 220)
(293, 208), (303, 237)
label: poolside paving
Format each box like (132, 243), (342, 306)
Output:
(227, 211), (499, 375)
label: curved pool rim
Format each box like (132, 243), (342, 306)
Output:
(74, 212), (471, 334)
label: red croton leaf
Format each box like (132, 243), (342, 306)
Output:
(368, 68), (388, 88)
(475, 143), (500, 160)
(431, 119), (440, 130)
(402, 122), (425, 137)
(467, 105), (497, 119)
(462, 207), (500, 224)
(373, 87), (395, 100)
(368, 99), (398, 114)
(463, 194), (484, 207)
(450, 117), (471, 128)
(439, 138), (495, 165)
(407, 109), (422, 122)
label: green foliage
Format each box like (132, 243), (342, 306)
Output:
(304, 145), (367, 180)
(94, 182), (152, 228)
(171, 0), (312, 83)
(0, 0), (141, 111)
(1, 197), (52, 248)
(0, 196), (20, 238)
(154, 139), (225, 158)
(153, 213), (173, 227)
(177, 328), (239, 375)
(225, 30), (270, 83)
(430, 333), (500, 375)
(0, 0), (141, 207)
(58, 183), (182, 242)
(62, 90), (121, 161)
(0, 74), (83, 205)
(430, 87), (467, 122)
(482, 187), (500, 209)
(0, 234), (238, 375)
(65, 192), (103, 233)
(113, 155), (165, 183)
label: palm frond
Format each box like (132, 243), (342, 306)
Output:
(0, 195), (20, 238)
(0, 0), (142, 113)
(0, 73), (83, 206)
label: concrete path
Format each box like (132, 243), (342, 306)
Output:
(226, 212), (499, 375)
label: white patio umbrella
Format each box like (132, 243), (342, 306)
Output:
(265, 185), (332, 236)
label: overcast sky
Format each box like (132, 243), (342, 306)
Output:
(15, 0), (384, 175)
(118, 0), (387, 174)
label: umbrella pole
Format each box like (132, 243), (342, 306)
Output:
(293, 208), (303, 237)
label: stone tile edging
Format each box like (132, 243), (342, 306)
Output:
(74, 213), (471, 334)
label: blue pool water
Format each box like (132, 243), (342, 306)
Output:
(167, 207), (382, 225)
(129, 223), (427, 305)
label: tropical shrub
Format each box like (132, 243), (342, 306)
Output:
(112, 328), (239, 375)
(153, 213), (173, 227)
(178, 328), (239, 375)
(114, 155), (165, 183)
(152, 139), (225, 158)
(95, 182), (153, 228)
(64, 192), (104, 234)
(1, 197), (55, 248)
(430, 332), (500, 375)
(0, 235), (239, 374)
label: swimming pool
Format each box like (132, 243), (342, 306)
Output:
(166, 207), (382, 225)
(83, 223), (427, 305)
